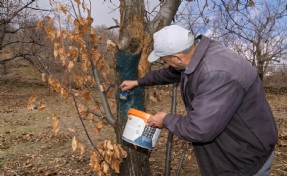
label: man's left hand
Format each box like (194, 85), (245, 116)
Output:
(147, 112), (168, 128)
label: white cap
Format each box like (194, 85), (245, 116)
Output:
(148, 25), (194, 62)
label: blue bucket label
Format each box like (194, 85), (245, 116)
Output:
(122, 114), (161, 150)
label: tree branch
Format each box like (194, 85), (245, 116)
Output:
(0, 54), (27, 64)
(26, 7), (52, 12)
(2, 40), (44, 48)
(5, 0), (35, 24)
(105, 25), (119, 30)
(5, 25), (36, 34)
(149, 0), (181, 34)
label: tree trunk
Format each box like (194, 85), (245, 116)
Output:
(0, 20), (6, 50)
(116, 0), (151, 175)
(257, 55), (264, 80)
(116, 0), (181, 175)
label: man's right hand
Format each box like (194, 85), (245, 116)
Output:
(120, 80), (139, 91)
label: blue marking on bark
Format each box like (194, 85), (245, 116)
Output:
(116, 50), (145, 121)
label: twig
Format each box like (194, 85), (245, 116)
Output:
(70, 90), (115, 173)
(105, 25), (119, 30)
(51, 0), (116, 173)
(176, 141), (188, 176)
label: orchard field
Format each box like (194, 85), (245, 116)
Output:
(0, 59), (286, 175)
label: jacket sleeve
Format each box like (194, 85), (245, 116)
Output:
(163, 70), (245, 143)
(137, 66), (182, 86)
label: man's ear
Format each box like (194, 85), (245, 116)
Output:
(175, 54), (183, 64)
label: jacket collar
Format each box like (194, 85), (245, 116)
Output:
(184, 35), (211, 74)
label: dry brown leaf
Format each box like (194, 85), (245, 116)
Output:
(111, 159), (120, 173)
(60, 29), (67, 39)
(81, 51), (89, 72)
(74, 75), (83, 88)
(67, 14), (72, 23)
(91, 47), (101, 63)
(41, 73), (47, 82)
(68, 128), (76, 133)
(113, 144), (121, 159)
(106, 140), (113, 151)
(84, 75), (95, 85)
(78, 104), (88, 117)
(95, 120), (104, 129)
(74, 35), (86, 47)
(27, 96), (36, 110)
(82, 91), (92, 103)
(38, 102), (46, 112)
(78, 143), (85, 155)
(81, 1), (86, 11)
(99, 84), (104, 92)
(53, 43), (60, 59)
(74, 0), (80, 5)
(51, 114), (60, 134)
(45, 25), (56, 41)
(36, 20), (45, 31)
(102, 162), (109, 175)
(59, 47), (66, 66)
(86, 113), (94, 122)
(93, 126), (100, 136)
(93, 120), (104, 135)
(48, 76), (58, 91)
(90, 152), (101, 172)
(60, 5), (67, 14)
(69, 46), (79, 61)
(90, 33), (98, 44)
(67, 61), (74, 72)
(60, 87), (70, 99)
(249, 0), (255, 7)
(72, 136), (78, 152)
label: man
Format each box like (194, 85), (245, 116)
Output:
(120, 25), (278, 175)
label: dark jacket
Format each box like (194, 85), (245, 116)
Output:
(138, 35), (278, 175)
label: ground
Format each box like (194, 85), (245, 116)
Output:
(0, 60), (286, 176)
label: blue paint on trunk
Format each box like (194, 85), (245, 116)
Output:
(116, 50), (145, 121)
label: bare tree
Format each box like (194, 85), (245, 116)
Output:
(212, 0), (287, 80)
(0, 0), (52, 74)
(173, 0), (287, 80)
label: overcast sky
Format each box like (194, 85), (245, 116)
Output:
(37, 0), (121, 27)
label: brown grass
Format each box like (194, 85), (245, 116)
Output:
(0, 59), (286, 175)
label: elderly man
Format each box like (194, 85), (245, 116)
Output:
(120, 25), (277, 176)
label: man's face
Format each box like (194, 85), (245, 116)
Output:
(160, 55), (185, 70)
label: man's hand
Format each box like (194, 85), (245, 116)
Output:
(147, 112), (168, 129)
(120, 80), (138, 91)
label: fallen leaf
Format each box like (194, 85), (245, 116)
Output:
(27, 96), (36, 110)
(68, 128), (76, 133)
(78, 143), (85, 155)
(72, 136), (78, 152)
(38, 102), (46, 112)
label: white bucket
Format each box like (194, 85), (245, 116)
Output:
(122, 108), (161, 150)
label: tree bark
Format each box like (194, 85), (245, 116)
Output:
(116, 1), (150, 175)
(116, 1), (181, 175)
